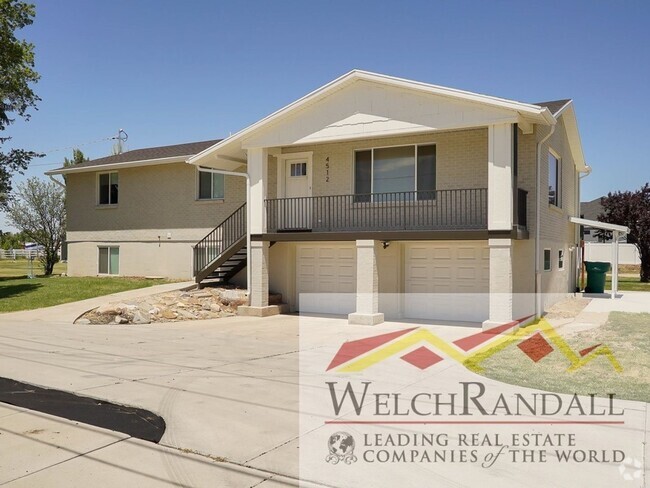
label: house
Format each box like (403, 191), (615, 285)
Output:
(49, 70), (595, 328)
(580, 197), (627, 243)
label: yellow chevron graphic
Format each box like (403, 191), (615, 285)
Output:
(336, 318), (622, 374)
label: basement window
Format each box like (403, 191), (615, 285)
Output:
(543, 249), (552, 271)
(198, 169), (225, 200)
(98, 172), (118, 205)
(98, 246), (119, 275)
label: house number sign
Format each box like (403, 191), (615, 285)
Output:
(325, 157), (330, 183)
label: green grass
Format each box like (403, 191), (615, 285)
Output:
(0, 259), (171, 313)
(477, 312), (650, 403)
(606, 275), (650, 292)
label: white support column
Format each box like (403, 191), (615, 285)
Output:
(487, 124), (514, 231)
(248, 147), (268, 235)
(239, 147), (282, 317)
(611, 231), (619, 299)
(239, 240), (282, 317)
(483, 238), (515, 331)
(348, 240), (384, 325)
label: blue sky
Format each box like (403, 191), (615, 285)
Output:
(2, 0), (649, 231)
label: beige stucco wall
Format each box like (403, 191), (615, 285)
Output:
(279, 129), (488, 197)
(65, 162), (245, 277)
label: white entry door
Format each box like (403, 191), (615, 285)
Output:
(283, 157), (312, 229)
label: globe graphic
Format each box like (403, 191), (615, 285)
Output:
(328, 432), (355, 456)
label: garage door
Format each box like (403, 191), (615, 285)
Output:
(296, 244), (356, 315)
(404, 242), (489, 322)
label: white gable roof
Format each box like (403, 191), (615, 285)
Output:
(189, 70), (569, 168)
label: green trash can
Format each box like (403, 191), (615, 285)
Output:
(584, 261), (611, 293)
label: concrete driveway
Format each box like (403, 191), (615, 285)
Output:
(0, 293), (647, 487)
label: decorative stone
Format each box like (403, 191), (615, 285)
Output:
(132, 311), (151, 324)
(75, 318), (91, 325)
(114, 315), (128, 324)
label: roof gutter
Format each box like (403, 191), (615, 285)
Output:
(48, 174), (66, 189)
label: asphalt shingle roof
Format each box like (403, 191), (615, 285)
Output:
(56, 139), (222, 171)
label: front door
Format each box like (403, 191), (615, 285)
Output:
(283, 158), (311, 230)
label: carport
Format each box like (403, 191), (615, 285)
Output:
(571, 217), (630, 298)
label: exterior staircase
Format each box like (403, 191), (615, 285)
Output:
(194, 203), (247, 287)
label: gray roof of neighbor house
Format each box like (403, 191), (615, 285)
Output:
(535, 99), (572, 116)
(47, 139), (222, 174)
(581, 197), (604, 221)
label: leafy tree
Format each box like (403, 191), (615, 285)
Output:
(0, 230), (27, 250)
(5, 177), (65, 274)
(63, 148), (88, 167)
(599, 183), (650, 282)
(0, 1), (41, 204)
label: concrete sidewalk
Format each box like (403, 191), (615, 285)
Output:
(0, 308), (646, 486)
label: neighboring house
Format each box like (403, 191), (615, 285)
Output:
(580, 197), (626, 243)
(49, 70), (594, 329)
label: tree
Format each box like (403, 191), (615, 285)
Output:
(63, 148), (88, 167)
(5, 177), (65, 275)
(599, 183), (650, 282)
(0, 1), (41, 205)
(0, 230), (27, 250)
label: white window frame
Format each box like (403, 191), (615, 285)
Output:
(548, 149), (562, 208)
(97, 246), (120, 275)
(543, 248), (552, 271)
(558, 249), (565, 270)
(353, 143), (437, 200)
(97, 171), (119, 206)
(196, 167), (225, 201)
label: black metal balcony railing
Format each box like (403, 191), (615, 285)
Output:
(193, 203), (246, 277)
(265, 188), (488, 233)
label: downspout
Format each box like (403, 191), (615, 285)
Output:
(200, 168), (251, 294)
(535, 125), (556, 318)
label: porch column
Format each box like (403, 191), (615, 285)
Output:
(611, 230), (619, 299)
(239, 241), (280, 317)
(348, 240), (384, 325)
(248, 147), (268, 235)
(487, 123), (514, 231)
(482, 238), (515, 331)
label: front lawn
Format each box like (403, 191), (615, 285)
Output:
(0, 259), (171, 313)
(477, 312), (650, 403)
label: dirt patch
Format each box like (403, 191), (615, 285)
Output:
(544, 296), (591, 320)
(76, 286), (282, 325)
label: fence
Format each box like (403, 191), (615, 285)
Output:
(0, 249), (44, 260)
(584, 242), (640, 265)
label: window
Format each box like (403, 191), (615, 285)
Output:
(290, 162), (307, 177)
(354, 144), (436, 201)
(543, 249), (552, 271)
(548, 152), (561, 207)
(98, 246), (119, 275)
(558, 249), (565, 270)
(198, 169), (225, 200)
(98, 172), (118, 205)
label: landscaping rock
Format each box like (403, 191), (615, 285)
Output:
(132, 311), (151, 324)
(75, 318), (91, 325)
(114, 315), (128, 324)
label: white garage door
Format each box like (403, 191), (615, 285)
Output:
(296, 244), (356, 315)
(404, 242), (489, 322)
